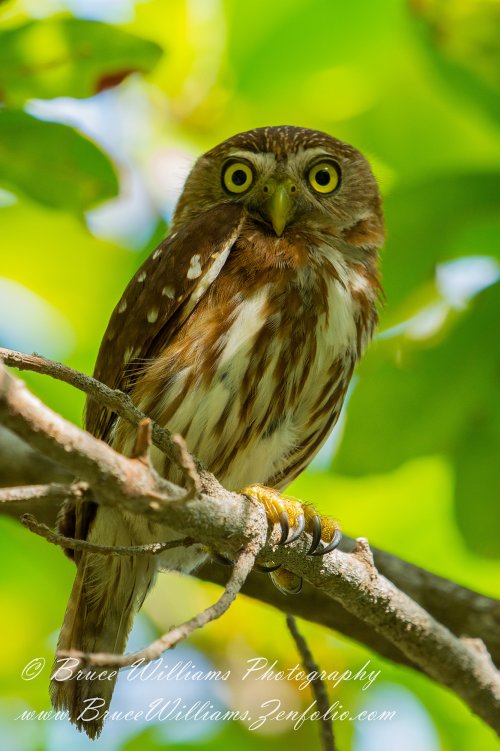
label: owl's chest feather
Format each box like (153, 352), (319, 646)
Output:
(140, 247), (372, 489)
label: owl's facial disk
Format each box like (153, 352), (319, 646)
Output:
(220, 151), (344, 237)
(173, 127), (384, 249)
(259, 162), (341, 235)
(220, 157), (299, 236)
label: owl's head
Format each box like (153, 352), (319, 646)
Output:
(172, 126), (384, 247)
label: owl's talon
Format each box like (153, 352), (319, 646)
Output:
(310, 527), (342, 556)
(254, 562), (282, 573)
(269, 568), (303, 595)
(215, 553), (282, 575)
(214, 553), (234, 567)
(283, 513), (305, 545)
(307, 513), (323, 555)
(278, 510), (290, 545)
(241, 484), (340, 591)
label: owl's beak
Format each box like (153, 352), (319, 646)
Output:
(265, 182), (296, 237)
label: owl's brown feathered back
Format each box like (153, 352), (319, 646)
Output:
(85, 203), (245, 441)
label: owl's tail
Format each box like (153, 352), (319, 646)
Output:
(50, 507), (156, 739)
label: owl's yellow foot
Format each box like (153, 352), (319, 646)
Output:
(243, 484), (341, 554)
(243, 484), (305, 545)
(241, 484), (342, 595)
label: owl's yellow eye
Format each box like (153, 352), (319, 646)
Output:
(308, 161), (341, 194)
(222, 161), (254, 193)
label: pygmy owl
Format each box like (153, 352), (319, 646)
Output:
(52, 126), (384, 737)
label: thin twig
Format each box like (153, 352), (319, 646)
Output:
(0, 347), (214, 487)
(0, 481), (88, 505)
(58, 542), (259, 669)
(287, 615), (337, 751)
(131, 417), (152, 461)
(171, 433), (202, 500)
(21, 513), (195, 556)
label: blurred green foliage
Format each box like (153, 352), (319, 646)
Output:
(0, 1), (499, 750)
(0, 109), (118, 209)
(335, 282), (500, 556)
(0, 17), (163, 103)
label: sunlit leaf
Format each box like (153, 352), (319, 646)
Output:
(0, 18), (163, 105)
(0, 109), (118, 210)
(411, 0), (500, 125)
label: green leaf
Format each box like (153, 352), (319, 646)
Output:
(0, 18), (163, 105)
(411, 0), (500, 126)
(0, 110), (118, 210)
(334, 283), (500, 556)
(454, 409), (500, 558)
(382, 173), (500, 313)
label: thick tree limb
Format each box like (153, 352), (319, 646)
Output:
(1, 350), (498, 670)
(1, 361), (499, 733)
(2, 470), (498, 674)
(196, 563), (486, 674)
(0, 425), (72, 487)
(3, 479), (495, 674)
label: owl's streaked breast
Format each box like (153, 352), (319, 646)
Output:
(116, 235), (378, 493)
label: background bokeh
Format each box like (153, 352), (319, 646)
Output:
(0, 1), (499, 749)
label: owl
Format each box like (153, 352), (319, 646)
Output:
(52, 126), (384, 737)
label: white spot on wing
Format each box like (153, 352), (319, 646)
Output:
(191, 237), (236, 305)
(153, 248), (162, 260)
(174, 218), (243, 329)
(147, 308), (159, 323)
(162, 285), (175, 298)
(137, 271), (147, 282)
(118, 299), (127, 313)
(187, 254), (202, 279)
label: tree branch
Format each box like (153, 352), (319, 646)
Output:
(3, 478), (495, 675)
(0, 347), (217, 492)
(21, 512), (194, 557)
(58, 541), (259, 670)
(0, 425), (73, 489)
(0, 481), (87, 506)
(287, 615), (337, 751)
(2, 348), (498, 669)
(1, 360), (499, 733)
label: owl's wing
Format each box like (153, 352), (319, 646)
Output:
(85, 203), (245, 441)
